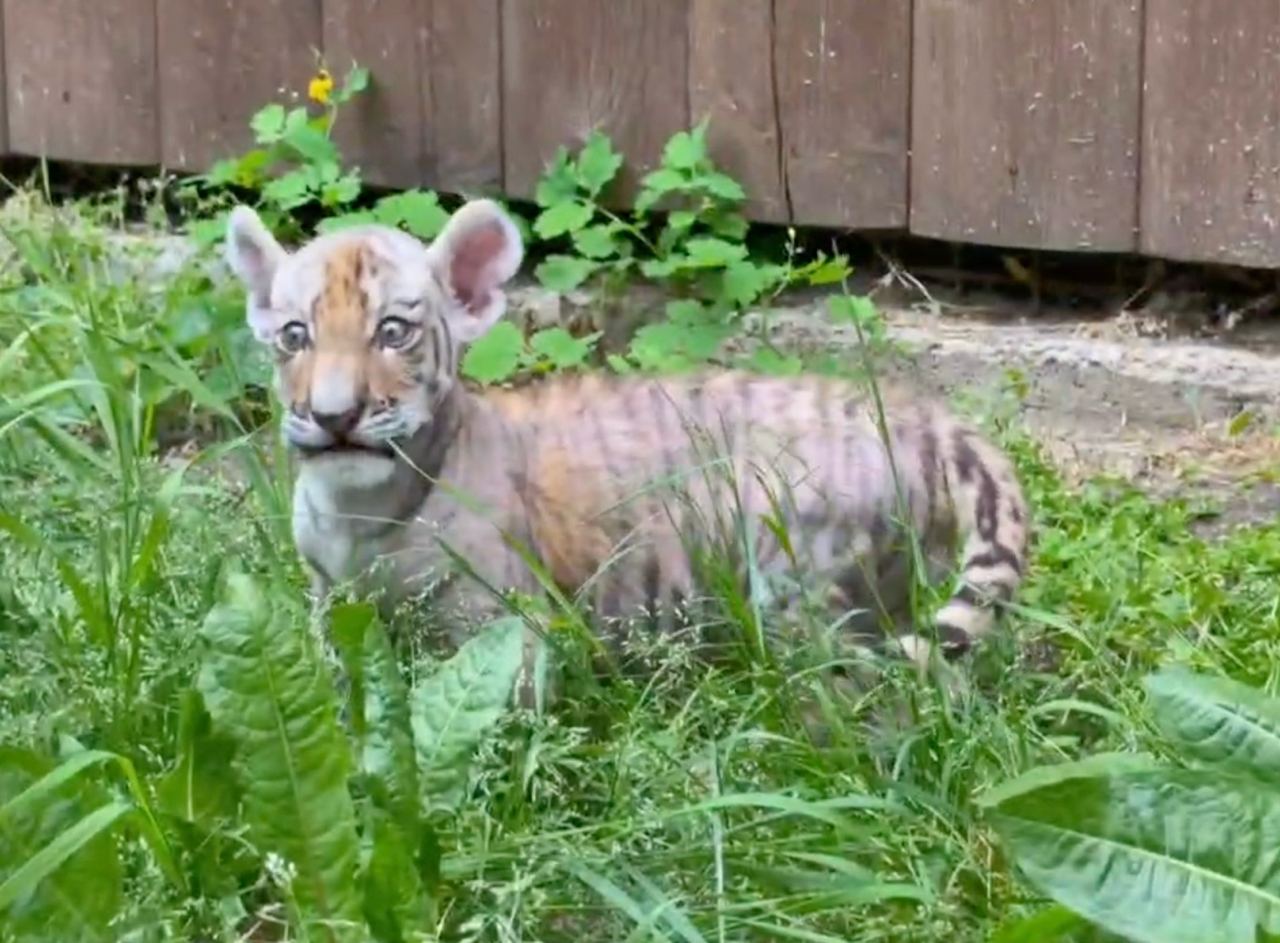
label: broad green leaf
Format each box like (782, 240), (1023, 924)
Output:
(156, 688), (239, 826)
(362, 810), (432, 942)
(980, 754), (1280, 943)
(697, 170), (746, 202)
(535, 255), (599, 294)
(329, 602), (420, 839)
(574, 131), (624, 197)
(683, 237), (749, 268)
(572, 223), (624, 260)
(284, 123), (339, 166)
(1145, 667), (1280, 780)
(262, 171), (314, 210)
(197, 573), (363, 942)
(662, 123), (708, 172)
(321, 171), (362, 208)
(635, 168), (686, 213)
(989, 904), (1094, 943)
(250, 103), (287, 143)
(411, 617), (525, 812)
(375, 190), (449, 240)
(534, 147), (579, 208)
(460, 321), (525, 384)
(806, 255), (853, 286)
(719, 261), (783, 307)
(533, 200), (595, 240)
(0, 748), (123, 941)
(529, 327), (598, 370)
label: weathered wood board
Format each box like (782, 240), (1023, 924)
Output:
(911, 0), (1142, 252)
(1141, 0), (1280, 268)
(158, 0), (322, 173)
(501, 0), (690, 203)
(775, 0), (911, 229)
(689, 0), (788, 222)
(322, 0), (426, 189)
(5, 0), (158, 164)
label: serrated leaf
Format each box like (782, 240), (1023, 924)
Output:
(530, 327), (598, 370)
(683, 237), (749, 268)
(374, 190), (450, 240)
(575, 131), (624, 198)
(707, 210), (750, 241)
(635, 168), (686, 213)
(806, 255), (853, 286)
(250, 104), (287, 143)
(262, 171), (314, 210)
(720, 261), (783, 307)
(662, 124), (708, 172)
(535, 148), (579, 208)
(697, 171), (746, 202)
(197, 573), (362, 942)
(284, 124), (339, 166)
(411, 618), (526, 812)
(460, 321), (525, 384)
(980, 754), (1280, 943)
(535, 255), (598, 294)
(321, 172), (362, 208)
(1145, 668), (1280, 781)
(534, 200), (595, 240)
(572, 224), (623, 260)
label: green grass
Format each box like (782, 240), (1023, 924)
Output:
(1, 187), (1278, 943)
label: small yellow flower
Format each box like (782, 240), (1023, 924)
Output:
(308, 69), (334, 105)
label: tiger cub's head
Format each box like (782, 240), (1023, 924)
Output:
(224, 199), (523, 481)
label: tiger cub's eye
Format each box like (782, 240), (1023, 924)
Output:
(376, 316), (416, 349)
(278, 321), (310, 354)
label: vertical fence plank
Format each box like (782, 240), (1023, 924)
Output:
(501, 0), (690, 203)
(774, 0), (910, 229)
(689, 0), (787, 222)
(158, 0), (321, 174)
(5, 0), (157, 165)
(426, 0), (502, 194)
(322, 0), (426, 190)
(1141, 1), (1280, 268)
(910, 0), (1141, 252)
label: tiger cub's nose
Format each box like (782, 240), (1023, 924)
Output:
(312, 406), (362, 438)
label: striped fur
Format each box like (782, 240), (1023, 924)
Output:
(225, 199), (1030, 687)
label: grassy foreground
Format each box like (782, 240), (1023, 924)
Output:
(1, 189), (1279, 943)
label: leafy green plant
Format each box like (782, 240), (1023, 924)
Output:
(186, 61), (450, 248)
(464, 121), (859, 384)
(982, 666), (1280, 943)
(0, 573), (527, 942)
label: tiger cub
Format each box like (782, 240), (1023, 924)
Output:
(224, 198), (1030, 691)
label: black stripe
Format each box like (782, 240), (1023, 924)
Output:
(643, 552), (662, 618)
(935, 621), (972, 658)
(965, 543), (1023, 575)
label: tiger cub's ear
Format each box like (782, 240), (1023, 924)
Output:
(225, 206), (288, 342)
(425, 198), (524, 343)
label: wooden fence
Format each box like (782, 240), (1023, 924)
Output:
(3, 0), (1279, 268)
